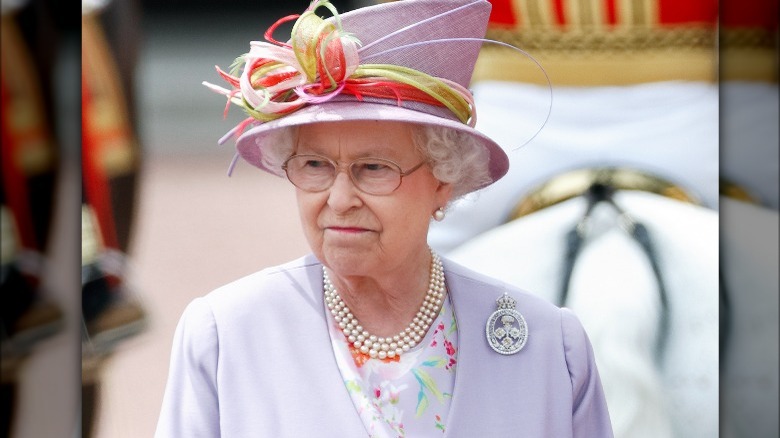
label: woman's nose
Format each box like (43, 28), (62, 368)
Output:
(327, 171), (362, 212)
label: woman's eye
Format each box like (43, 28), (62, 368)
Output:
(360, 162), (391, 172)
(304, 159), (330, 169)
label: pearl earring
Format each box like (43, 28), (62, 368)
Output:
(433, 208), (445, 221)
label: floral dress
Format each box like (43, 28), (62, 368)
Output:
(326, 293), (459, 437)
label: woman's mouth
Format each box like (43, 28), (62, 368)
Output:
(327, 226), (368, 233)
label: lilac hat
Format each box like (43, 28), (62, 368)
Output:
(205, 0), (510, 190)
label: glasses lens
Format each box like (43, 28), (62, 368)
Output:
(284, 155), (335, 192)
(350, 158), (402, 195)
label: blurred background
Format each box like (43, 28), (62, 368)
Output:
(0, 0), (777, 437)
(5, 1), (366, 437)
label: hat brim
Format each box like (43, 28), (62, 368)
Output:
(235, 101), (509, 191)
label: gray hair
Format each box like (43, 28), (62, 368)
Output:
(260, 123), (492, 202)
(410, 125), (492, 200)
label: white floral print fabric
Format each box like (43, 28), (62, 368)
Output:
(327, 294), (459, 437)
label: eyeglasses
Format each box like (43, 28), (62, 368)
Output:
(281, 154), (427, 196)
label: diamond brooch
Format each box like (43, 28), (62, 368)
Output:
(486, 292), (528, 355)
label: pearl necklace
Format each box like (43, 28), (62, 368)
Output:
(323, 251), (446, 360)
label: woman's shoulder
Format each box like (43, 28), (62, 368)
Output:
(213, 253), (319, 288)
(442, 256), (594, 350)
(442, 256), (562, 317)
(199, 254), (323, 314)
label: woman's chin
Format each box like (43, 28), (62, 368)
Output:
(320, 246), (376, 276)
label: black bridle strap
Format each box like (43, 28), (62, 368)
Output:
(559, 182), (670, 362)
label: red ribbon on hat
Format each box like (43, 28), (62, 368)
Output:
(203, 0), (476, 142)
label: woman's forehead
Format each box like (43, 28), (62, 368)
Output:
(295, 121), (417, 159)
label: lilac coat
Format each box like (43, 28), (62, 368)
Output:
(155, 255), (613, 437)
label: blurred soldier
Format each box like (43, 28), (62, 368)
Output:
(1, 0), (65, 435)
(82, 0), (147, 436)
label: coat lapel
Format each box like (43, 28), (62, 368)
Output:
(298, 256), (371, 436)
(442, 259), (539, 438)
(443, 262), (500, 437)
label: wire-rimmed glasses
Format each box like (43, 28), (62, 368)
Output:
(281, 154), (427, 195)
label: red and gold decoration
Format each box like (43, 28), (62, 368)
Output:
(476, 0), (719, 84)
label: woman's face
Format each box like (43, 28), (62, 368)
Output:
(293, 120), (452, 278)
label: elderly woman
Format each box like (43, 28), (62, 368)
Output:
(155, 1), (612, 437)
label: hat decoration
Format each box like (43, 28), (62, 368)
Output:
(203, 0), (479, 144)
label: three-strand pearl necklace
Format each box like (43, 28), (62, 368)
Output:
(324, 251), (446, 360)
